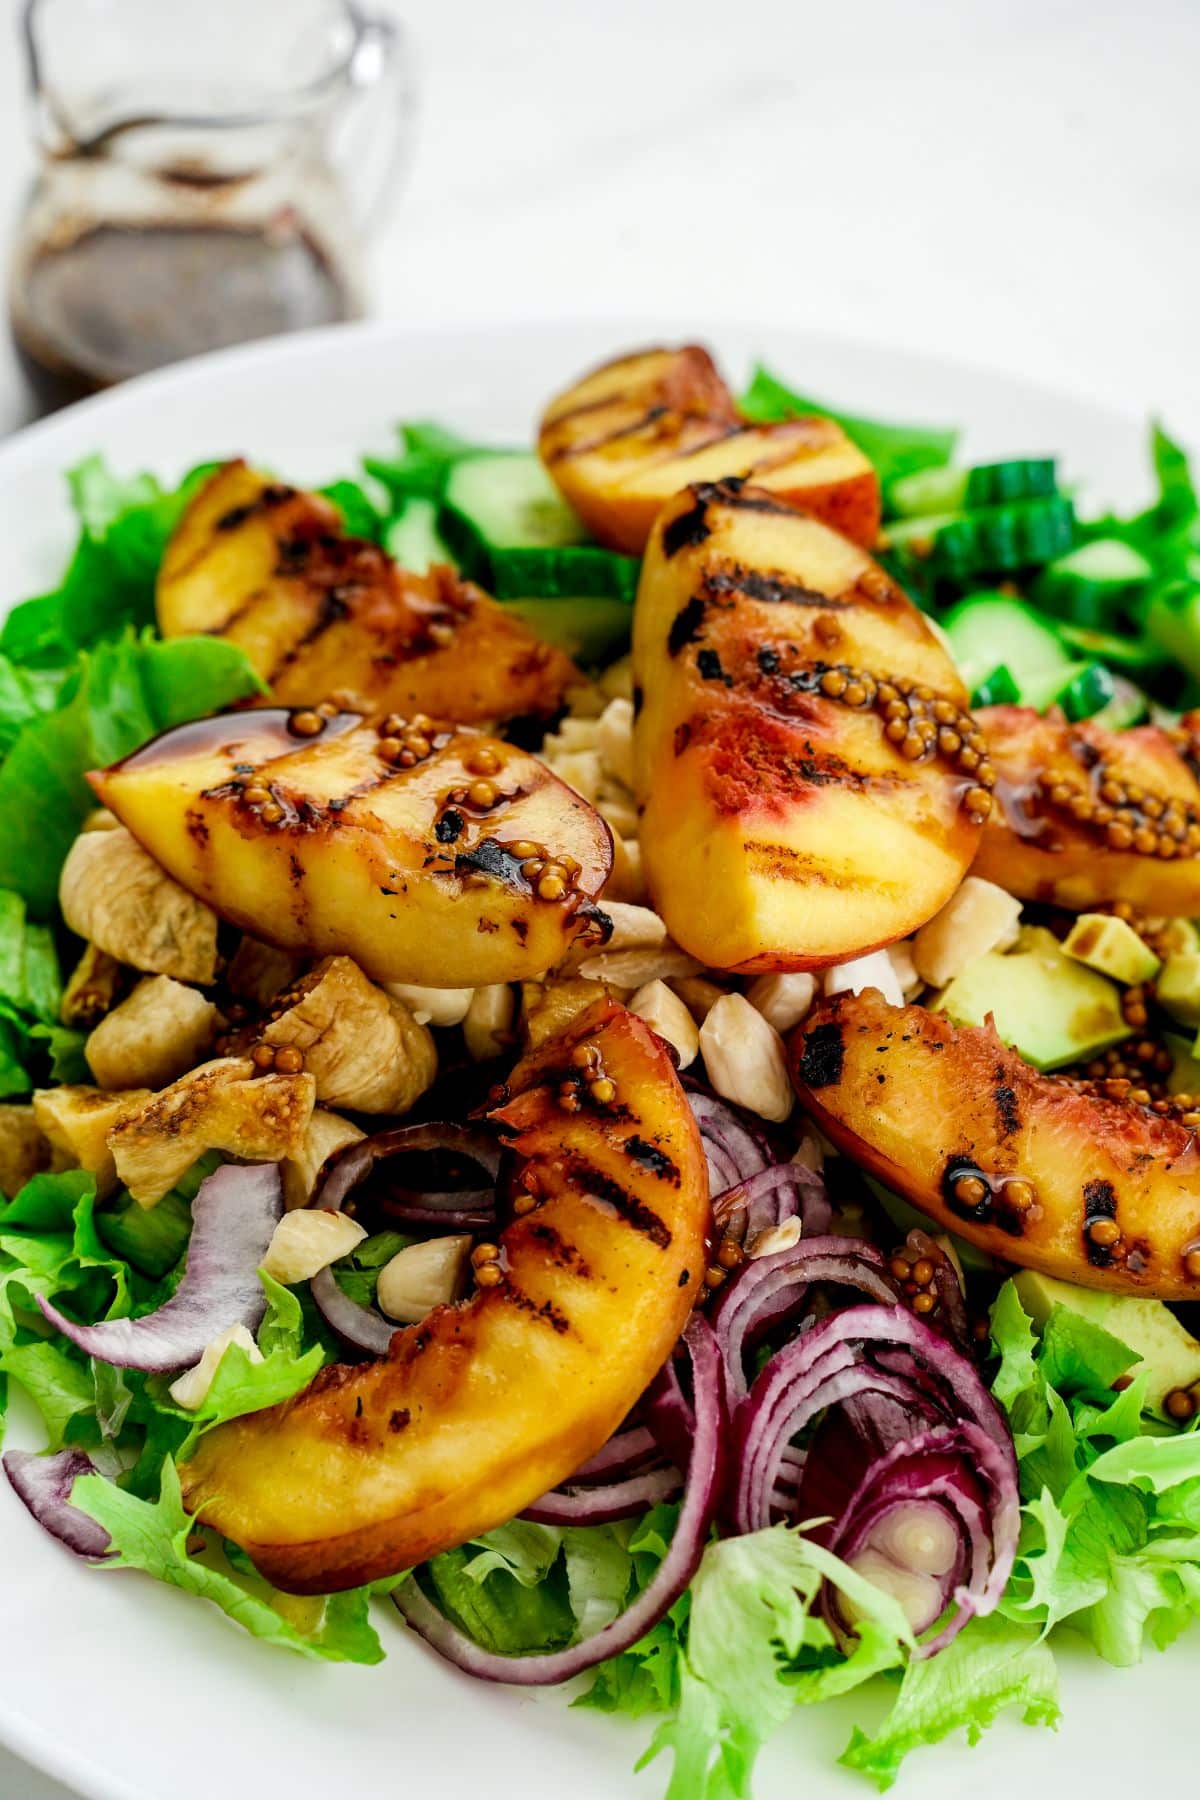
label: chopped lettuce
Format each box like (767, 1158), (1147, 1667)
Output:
(0, 630), (264, 916)
(990, 1279), (1200, 1666)
(72, 1458), (386, 1664)
(738, 364), (958, 488)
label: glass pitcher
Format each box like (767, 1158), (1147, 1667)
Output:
(8, 0), (414, 412)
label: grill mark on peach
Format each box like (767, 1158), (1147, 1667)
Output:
(264, 589), (351, 687)
(797, 1021), (844, 1088)
(624, 1136), (681, 1184)
(548, 404), (673, 460)
(667, 595), (707, 653)
(502, 1281), (572, 1335)
(565, 1158), (672, 1248)
(701, 562), (846, 611)
(1083, 1178), (1119, 1268)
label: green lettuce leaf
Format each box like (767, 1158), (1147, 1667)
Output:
(643, 1527), (912, 1800)
(71, 1459), (385, 1664)
(738, 365), (957, 488)
(0, 631), (264, 914)
(840, 1614), (1060, 1790)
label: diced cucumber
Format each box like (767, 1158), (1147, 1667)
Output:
(887, 459), (1057, 520)
(1035, 537), (1153, 626)
(965, 459), (1059, 507)
(1055, 620), (1167, 673)
(1057, 661), (1117, 722)
(885, 496), (1075, 582)
(503, 597), (632, 666)
(970, 664), (1020, 707)
(942, 593), (1072, 696)
(1088, 675), (1151, 730)
(385, 497), (454, 573)
(443, 452), (587, 553)
(488, 544), (640, 604)
(1146, 581), (1200, 684)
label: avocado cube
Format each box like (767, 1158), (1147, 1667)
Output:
(1159, 952), (1200, 1028)
(1014, 1269), (1200, 1420)
(1165, 1031), (1200, 1100)
(936, 925), (1130, 1071)
(1062, 913), (1160, 986)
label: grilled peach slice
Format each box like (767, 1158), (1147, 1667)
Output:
(791, 988), (1200, 1298)
(179, 998), (709, 1591)
(974, 706), (1200, 916)
(90, 710), (612, 986)
(632, 482), (988, 972)
(157, 462), (575, 724)
(538, 345), (880, 554)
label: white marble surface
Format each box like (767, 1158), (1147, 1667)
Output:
(0, 0), (1197, 1793)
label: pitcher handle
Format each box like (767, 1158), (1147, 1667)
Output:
(338, 4), (418, 231)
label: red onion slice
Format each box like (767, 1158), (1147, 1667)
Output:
(309, 1265), (397, 1357)
(314, 1122), (501, 1232)
(395, 1315), (724, 1685)
(823, 1422), (1019, 1655)
(571, 1425), (660, 1484)
(731, 1304), (1012, 1537)
(712, 1236), (897, 1404)
(36, 1163), (282, 1371)
(3, 1449), (112, 1560)
(714, 1162), (832, 1246)
(523, 1465), (682, 1525)
(685, 1088), (771, 1193)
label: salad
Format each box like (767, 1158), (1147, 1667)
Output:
(4, 340), (1200, 1797)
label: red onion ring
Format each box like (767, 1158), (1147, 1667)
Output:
(36, 1163), (282, 1371)
(308, 1121), (503, 1353)
(822, 1421), (1019, 1654)
(712, 1235), (897, 1405)
(3, 1449), (112, 1560)
(523, 1465), (682, 1525)
(685, 1088), (771, 1193)
(314, 1121), (501, 1232)
(394, 1315), (724, 1684)
(571, 1426), (660, 1484)
(713, 1161), (832, 1246)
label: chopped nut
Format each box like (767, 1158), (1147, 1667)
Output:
(463, 984), (516, 1061)
(261, 1208), (367, 1284)
(605, 835), (647, 903)
(59, 827), (219, 984)
(911, 877), (1022, 988)
(60, 944), (124, 1030)
(597, 697), (636, 791)
(281, 1109), (365, 1211)
(260, 957), (436, 1113)
(670, 976), (727, 1023)
(699, 993), (793, 1122)
(576, 946), (703, 987)
(0, 1105), (51, 1197)
(628, 979), (699, 1068)
(82, 808), (119, 832)
(886, 939), (923, 1000)
(745, 972), (817, 1034)
(546, 747), (603, 803)
(85, 976), (220, 1091)
(33, 1084), (154, 1197)
(747, 1217), (803, 1259)
(109, 1058), (316, 1208)
(520, 977), (612, 1049)
(376, 1234), (474, 1323)
(824, 949), (905, 1008)
(168, 1324), (262, 1409)
(384, 984), (474, 1028)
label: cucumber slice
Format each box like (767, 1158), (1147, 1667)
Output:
(503, 597), (632, 666)
(1055, 620), (1167, 673)
(942, 593), (1072, 695)
(1057, 661), (1117, 722)
(1089, 674), (1151, 731)
(970, 664), (1021, 707)
(885, 496), (1076, 582)
(443, 452), (587, 553)
(1035, 537), (1153, 626)
(887, 459), (1057, 520)
(1146, 581), (1200, 684)
(385, 497), (455, 573)
(488, 545), (640, 604)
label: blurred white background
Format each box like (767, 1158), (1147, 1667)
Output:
(0, 0), (1197, 1790)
